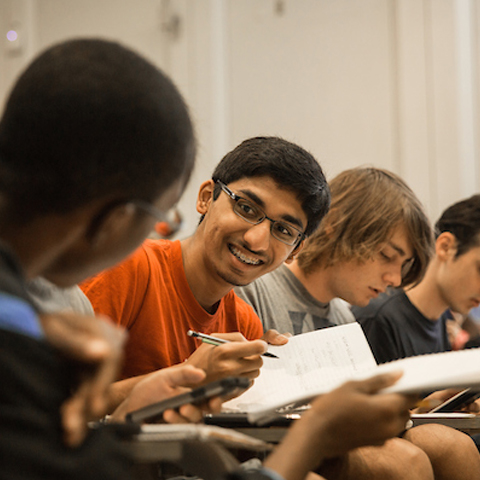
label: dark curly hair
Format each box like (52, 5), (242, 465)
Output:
(0, 38), (196, 223)
(211, 136), (330, 237)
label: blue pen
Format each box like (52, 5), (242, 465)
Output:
(187, 329), (279, 359)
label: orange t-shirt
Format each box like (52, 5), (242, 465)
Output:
(81, 239), (263, 380)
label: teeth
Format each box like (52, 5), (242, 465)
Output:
(230, 246), (261, 265)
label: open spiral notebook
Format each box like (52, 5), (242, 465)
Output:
(223, 323), (480, 424)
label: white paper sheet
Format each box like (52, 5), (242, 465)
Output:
(223, 323), (480, 423)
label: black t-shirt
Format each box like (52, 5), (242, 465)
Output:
(352, 289), (451, 364)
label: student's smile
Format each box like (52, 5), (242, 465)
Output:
(228, 243), (265, 267)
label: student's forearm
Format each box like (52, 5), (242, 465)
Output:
(263, 414), (328, 480)
(107, 364), (201, 420)
(106, 374), (149, 415)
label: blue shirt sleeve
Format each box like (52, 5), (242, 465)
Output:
(0, 293), (44, 339)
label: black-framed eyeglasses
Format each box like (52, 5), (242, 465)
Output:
(216, 180), (305, 246)
(86, 199), (168, 240)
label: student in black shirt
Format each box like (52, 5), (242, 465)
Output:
(355, 195), (480, 364)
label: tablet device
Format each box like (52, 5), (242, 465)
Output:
(429, 388), (480, 413)
(126, 376), (251, 424)
(204, 412), (300, 428)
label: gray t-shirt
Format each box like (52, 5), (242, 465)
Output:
(235, 264), (355, 335)
(27, 277), (94, 315)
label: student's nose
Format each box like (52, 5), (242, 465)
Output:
(243, 220), (271, 252)
(383, 267), (402, 288)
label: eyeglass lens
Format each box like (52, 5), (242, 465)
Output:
(233, 198), (301, 246)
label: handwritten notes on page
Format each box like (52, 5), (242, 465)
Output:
(223, 322), (480, 423)
(223, 323), (376, 421)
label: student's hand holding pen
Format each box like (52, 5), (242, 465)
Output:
(184, 331), (269, 384)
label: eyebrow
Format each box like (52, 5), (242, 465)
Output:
(238, 188), (305, 230)
(387, 240), (410, 259)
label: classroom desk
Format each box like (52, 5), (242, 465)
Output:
(122, 412), (480, 479)
(203, 413), (293, 443)
(224, 426), (288, 443)
(205, 412), (480, 443)
(411, 413), (480, 436)
(122, 424), (272, 479)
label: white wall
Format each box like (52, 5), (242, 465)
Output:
(0, 0), (37, 107)
(227, 0), (400, 175)
(0, 0), (169, 102)
(0, 0), (479, 234)
(217, 0), (480, 222)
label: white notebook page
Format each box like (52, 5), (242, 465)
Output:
(223, 323), (480, 423)
(223, 323), (376, 413)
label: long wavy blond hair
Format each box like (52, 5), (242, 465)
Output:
(297, 167), (434, 287)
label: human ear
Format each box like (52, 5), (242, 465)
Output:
(285, 239), (305, 264)
(196, 180), (215, 215)
(435, 232), (457, 261)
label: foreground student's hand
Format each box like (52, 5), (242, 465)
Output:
(39, 312), (126, 447)
(307, 372), (417, 456)
(111, 365), (222, 423)
(264, 371), (416, 480)
(185, 332), (267, 383)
